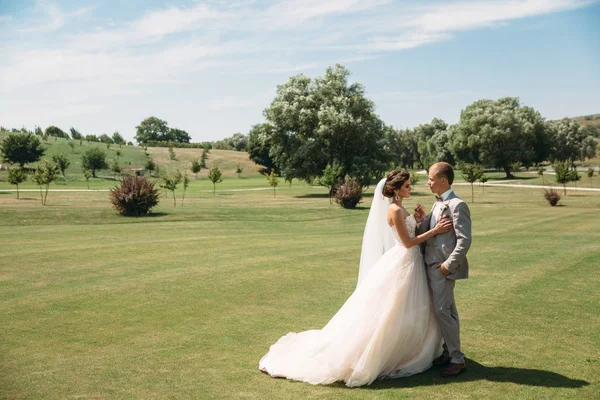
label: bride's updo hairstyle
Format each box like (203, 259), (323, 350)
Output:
(382, 169), (411, 198)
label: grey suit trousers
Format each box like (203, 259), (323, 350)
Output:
(426, 262), (464, 364)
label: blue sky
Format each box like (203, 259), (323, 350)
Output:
(1, 0), (599, 143)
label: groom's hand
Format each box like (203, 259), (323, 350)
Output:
(436, 263), (450, 276)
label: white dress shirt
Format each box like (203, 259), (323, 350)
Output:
(429, 189), (454, 230)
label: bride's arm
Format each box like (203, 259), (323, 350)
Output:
(389, 207), (453, 249)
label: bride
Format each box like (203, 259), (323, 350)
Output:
(259, 169), (453, 387)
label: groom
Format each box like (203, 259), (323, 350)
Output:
(415, 162), (472, 378)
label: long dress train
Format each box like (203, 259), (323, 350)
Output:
(259, 215), (442, 387)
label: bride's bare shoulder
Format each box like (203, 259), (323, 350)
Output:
(388, 204), (408, 221)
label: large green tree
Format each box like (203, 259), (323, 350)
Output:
(383, 127), (419, 170)
(263, 64), (387, 185)
(247, 123), (277, 173)
(135, 117), (191, 144)
(0, 131), (45, 167)
(548, 118), (597, 162)
(224, 133), (248, 151)
(414, 118), (451, 168)
(448, 97), (548, 177)
(169, 128), (191, 143)
(135, 117), (170, 145)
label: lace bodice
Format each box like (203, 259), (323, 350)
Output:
(389, 214), (417, 246)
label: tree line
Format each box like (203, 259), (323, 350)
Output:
(246, 64), (598, 189)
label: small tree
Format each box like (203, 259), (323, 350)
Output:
(181, 172), (190, 205)
(32, 160), (60, 205)
(461, 163), (484, 203)
(285, 175), (293, 188)
(569, 168), (580, 191)
(52, 154), (71, 179)
(536, 167), (545, 185)
(479, 175), (489, 192)
(266, 170), (278, 198)
(208, 166), (222, 194)
(111, 158), (122, 180)
(168, 145), (177, 160)
(160, 170), (182, 206)
(0, 132), (45, 167)
(70, 127), (82, 140)
(409, 171), (420, 190)
(83, 169), (92, 189)
(200, 148), (208, 168)
(68, 142), (75, 152)
(8, 167), (27, 199)
(145, 158), (156, 176)
(112, 131), (125, 147)
(319, 162), (343, 204)
(510, 162), (521, 177)
(191, 159), (201, 179)
(236, 164), (243, 178)
(553, 160), (571, 195)
(81, 148), (108, 177)
(587, 167), (595, 188)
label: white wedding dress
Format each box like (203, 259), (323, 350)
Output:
(259, 213), (443, 387)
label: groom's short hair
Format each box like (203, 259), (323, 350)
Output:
(432, 162), (454, 185)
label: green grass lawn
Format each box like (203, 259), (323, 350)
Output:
(1, 179), (599, 399)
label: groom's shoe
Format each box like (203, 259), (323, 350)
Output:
(441, 362), (466, 378)
(432, 354), (451, 366)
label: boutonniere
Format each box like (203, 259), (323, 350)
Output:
(440, 202), (450, 214)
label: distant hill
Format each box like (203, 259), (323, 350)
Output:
(570, 113), (600, 128)
(0, 134), (261, 179)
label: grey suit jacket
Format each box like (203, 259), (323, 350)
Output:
(416, 191), (472, 280)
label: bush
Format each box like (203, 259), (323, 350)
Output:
(334, 176), (363, 209)
(109, 175), (160, 216)
(543, 189), (561, 207)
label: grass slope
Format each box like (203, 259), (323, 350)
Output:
(0, 137), (263, 190)
(0, 181), (599, 399)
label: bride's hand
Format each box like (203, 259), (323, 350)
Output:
(433, 217), (453, 234)
(413, 204), (426, 222)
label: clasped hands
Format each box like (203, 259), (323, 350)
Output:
(413, 203), (452, 276)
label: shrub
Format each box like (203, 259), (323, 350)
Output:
(109, 175), (160, 216)
(334, 176), (363, 209)
(543, 189), (561, 207)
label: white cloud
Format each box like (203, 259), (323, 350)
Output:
(411, 0), (595, 33)
(134, 4), (222, 37)
(19, 1), (64, 33)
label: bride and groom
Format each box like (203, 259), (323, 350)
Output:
(259, 162), (472, 387)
